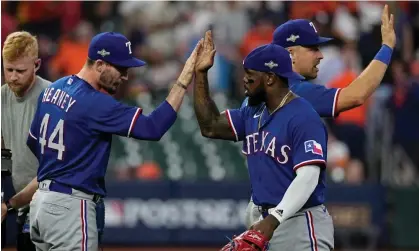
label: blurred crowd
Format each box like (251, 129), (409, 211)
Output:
(2, 1), (419, 186)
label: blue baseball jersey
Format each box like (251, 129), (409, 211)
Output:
(227, 97), (328, 208)
(241, 79), (341, 117)
(26, 75), (176, 197)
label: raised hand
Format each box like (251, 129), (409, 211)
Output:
(196, 30), (216, 72)
(177, 39), (203, 87)
(381, 4), (396, 49)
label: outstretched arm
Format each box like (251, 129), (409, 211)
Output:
(89, 41), (202, 141)
(166, 40), (202, 112)
(194, 70), (236, 140)
(193, 30), (237, 141)
(336, 4), (396, 113)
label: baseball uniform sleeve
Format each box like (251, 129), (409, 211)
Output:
(291, 81), (341, 117)
(223, 106), (249, 142)
(290, 111), (328, 171)
(270, 164), (320, 223)
(89, 94), (177, 140)
(89, 94), (141, 136)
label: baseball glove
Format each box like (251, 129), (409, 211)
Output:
(220, 230), (269, 251)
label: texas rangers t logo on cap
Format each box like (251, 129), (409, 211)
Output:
(304, 140), (323, 156)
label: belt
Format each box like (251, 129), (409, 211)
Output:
(38, 180), (102, 203)
(257, 203), (323, 218)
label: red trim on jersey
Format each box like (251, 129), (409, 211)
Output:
(29, 130), (37, 140)
(332, 88), (342, 117)
(293, 159), (326, 171)
(128, 108), (143, 137)
(225, 110), (238, 141)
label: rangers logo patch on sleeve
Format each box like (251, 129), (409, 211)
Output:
(304, 140), (323, 156)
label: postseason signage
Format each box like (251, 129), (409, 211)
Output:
(102, 181), (250, 245)
(102, 181), (386, 246)
(0, 179), (387, 246)
(105, 198), (249, 230)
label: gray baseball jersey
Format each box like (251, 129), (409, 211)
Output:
(1, 76), (50, 192)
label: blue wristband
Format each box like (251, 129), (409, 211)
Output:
(374, 45), (393, 65)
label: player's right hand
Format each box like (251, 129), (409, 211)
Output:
(196, 30), (216, 72)
(1, 202), (7, 222)
(381, 4), (396, 49)
(177, 38), (203, 87)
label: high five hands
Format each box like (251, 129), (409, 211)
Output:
(196, 30), (216, 72)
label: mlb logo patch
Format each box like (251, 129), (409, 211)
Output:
(304, 140), (323, 156)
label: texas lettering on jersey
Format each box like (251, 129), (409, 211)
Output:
(242, 131), (291, 165)
(226, 97), (328, 208)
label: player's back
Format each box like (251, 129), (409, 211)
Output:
(29, 75), (115, 196)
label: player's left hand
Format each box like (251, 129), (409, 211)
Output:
(1, 202), (7, 222)
(249, 215), (280, 240)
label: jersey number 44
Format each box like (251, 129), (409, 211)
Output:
(39, 113), (65, 160)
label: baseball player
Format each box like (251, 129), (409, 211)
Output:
(10, 32), (201, 251)
(243, 4), (396, 227)
(1, 31), (51, 251)
(1, 31), (107, 249)
(194, 32), (334, 251)
(194, 30), (332, 251)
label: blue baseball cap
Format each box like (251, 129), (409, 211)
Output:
(243, 43), (304, 80)
(88, 32), (146, 68)
(273, 19), (333, 48)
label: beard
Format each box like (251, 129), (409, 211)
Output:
(99, 71), (120, 95)
(8, 73), (35, 97)
(303, 72), (317, 80)
(246, 88), (266, 107)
